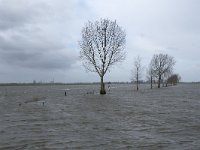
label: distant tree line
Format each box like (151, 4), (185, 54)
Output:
(132, 53), (181, 90)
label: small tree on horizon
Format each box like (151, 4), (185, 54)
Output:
(132, 56), (143, 91)
(79, 19), (126, 94)
(167, 74), (181, 85)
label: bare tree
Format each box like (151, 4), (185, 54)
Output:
(150, 53), (175, 88)
(132, 56), (143, 91)
(147, 63), (154, 89)
(79, 19), (126, 94)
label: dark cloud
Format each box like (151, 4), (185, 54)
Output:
(0, 0), (78, 74)
(0, 51), (74, 70)
(0, 31), (64, 52)
(0, 29), (76, 70)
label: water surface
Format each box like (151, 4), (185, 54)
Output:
(0, 84), (200, 149)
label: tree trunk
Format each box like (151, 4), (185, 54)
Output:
(136, 73), (139, 91)
(150, 76), (152, 89)
(100, 76), (106, 94)
(158, 75), (161, 88)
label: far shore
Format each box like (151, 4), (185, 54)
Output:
(0, 82), (199, 86)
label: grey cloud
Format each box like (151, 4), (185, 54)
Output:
(0, 27), (75, 70)
(0, 0), (79, 73)
(0, 31), (64, 52)
(0, 51), (76, 70)
(0, 0), (45, 30)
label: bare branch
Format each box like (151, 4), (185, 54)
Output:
(149, 53), (176, 88)
(79, 19), (126, 77)
(131, 56), (143, 90)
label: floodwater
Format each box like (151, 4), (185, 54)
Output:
(0, 83), (200, 149)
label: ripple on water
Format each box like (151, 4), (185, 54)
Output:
(0, 84), (200, 149)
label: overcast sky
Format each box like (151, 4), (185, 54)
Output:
(0, 0), (199, 83)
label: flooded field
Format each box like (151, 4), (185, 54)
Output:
(0, 83), (200, 149)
